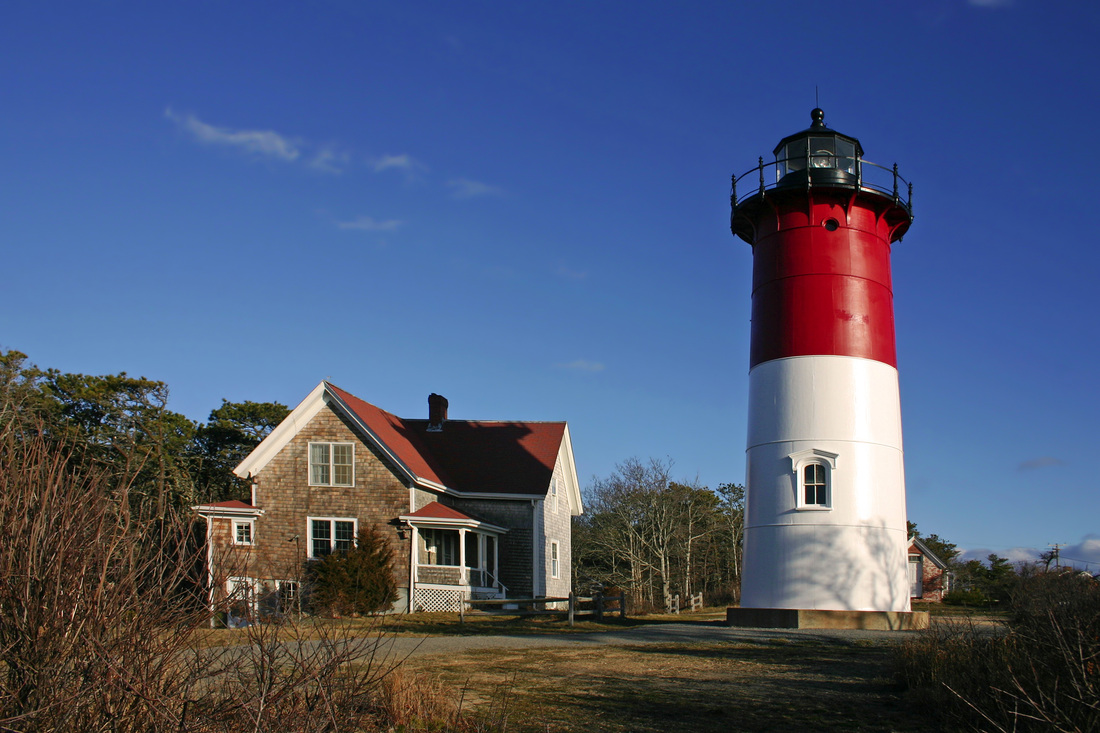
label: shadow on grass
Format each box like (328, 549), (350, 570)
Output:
(417, 640), (921, 733)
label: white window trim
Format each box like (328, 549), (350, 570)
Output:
(307, 516), (358, 559)
(788, 448), (838, 510)
(232, 519), (255, 546)
(550, 540), (560, 579)
(308, 442), (356, 487)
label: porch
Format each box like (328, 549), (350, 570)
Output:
(401, 502), (509, 613)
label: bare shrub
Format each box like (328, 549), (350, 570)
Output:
(0, 431), (470, 732)
(897, 571), (1100, 732)
(0, 431), (209, 730)
(192, 618), (406, 731)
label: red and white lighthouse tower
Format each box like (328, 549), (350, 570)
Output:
(731, 109), (914, 614)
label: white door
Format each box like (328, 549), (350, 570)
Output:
(908, 556), (922, 598)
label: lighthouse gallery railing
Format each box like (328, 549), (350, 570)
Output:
(731, 155), (913, 217)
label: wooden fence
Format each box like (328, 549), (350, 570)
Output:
(461, 592), (626, 627)
(664, 592), (704, 614)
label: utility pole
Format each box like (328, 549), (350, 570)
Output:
(1048, 543), (1063, 569)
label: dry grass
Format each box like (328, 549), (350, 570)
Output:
(403, 636), (925, 732)
(897, 572), (1100, 732)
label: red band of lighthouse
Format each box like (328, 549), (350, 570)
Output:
(749, 195), (899, 369)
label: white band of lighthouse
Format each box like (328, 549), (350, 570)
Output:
(741, 355), (909, 611)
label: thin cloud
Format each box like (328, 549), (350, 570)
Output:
(165, 108), (299, 161)
(556, 360), (605, 373)
(372, 154), (423, 173)
(1019, 456), (1063, 471)
(958, 546), (1038, 564)
(447, 178), (504, 199)
(308, 148), (351, 174)
(556, 265), (589, 281)
(336, 216), (402, 232)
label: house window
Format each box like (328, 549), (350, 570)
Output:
(277, 580), (300, 614)
(550, 541), (560, 579)
(551, 477), (558, 511)
(309, 517), (357, 558)
(789, 448), (838, 510)
(233, 520), (254, 546)
(309, 443), (354, 486)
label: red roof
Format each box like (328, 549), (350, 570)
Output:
(405, 502), (479, 521)
(199, 500), (255, 510)
(327, 383), (564, 496)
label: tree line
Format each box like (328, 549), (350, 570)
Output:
(1, 349), (288, 512)
(572, 457), (745, 610)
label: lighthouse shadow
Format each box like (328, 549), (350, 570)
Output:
(783, 526), (911, 625)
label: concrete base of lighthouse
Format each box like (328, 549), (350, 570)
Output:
(726, 607), (929, 631)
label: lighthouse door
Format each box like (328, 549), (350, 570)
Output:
(908, 555), (923, 598)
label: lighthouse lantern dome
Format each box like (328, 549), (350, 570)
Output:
(773, 108), (863, 186)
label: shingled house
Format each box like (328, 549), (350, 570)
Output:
(195, 382), (582, 614)
(908, 535), (953, 602)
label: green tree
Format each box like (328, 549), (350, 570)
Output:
(190, 399), (288, 503)
(0, 350), (51, 437)
(308, 527), (398, 616)
(951, 553), (1017, 604)
(908, 522), (960, 565)
(1, 349), (289, 510)
(36, 368), (198, 514)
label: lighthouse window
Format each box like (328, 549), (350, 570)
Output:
(804, 464), (828, 506)
(789, 448), (837, 510)
(809, 137), (835, 169)
(780, 138), (807, 177)
(836, 139), (857, 175)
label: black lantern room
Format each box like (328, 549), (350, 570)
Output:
(773, 108), (861, 187)
(730, 108), (913, 244)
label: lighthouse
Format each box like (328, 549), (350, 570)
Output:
(730, 109), (918, 621)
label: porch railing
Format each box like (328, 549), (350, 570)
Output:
(415, 564), (507, 593)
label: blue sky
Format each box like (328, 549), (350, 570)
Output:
(3, 0), (1098, 569)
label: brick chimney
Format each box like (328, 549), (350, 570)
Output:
(427, 393), (448, 432)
